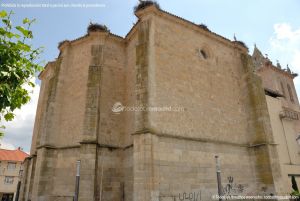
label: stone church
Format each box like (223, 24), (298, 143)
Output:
(19, 2), (300, 201)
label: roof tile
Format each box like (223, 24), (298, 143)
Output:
(0, 148), (29, 162)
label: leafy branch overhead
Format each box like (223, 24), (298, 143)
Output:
(0, 10), (43, 136)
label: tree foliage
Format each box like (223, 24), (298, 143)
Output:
(0, 10), (43, 136)
(292, 176), (299, 191)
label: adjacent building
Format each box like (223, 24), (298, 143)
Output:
(253, 46), (300, 191)
(0, 148), (28, 201)
(19, 2), (300, 201)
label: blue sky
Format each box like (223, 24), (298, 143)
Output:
(1, 0), (300, 152)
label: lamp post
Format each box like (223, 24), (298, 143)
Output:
(215, 155), (223, 201)
(74, 160), (81, 201)
(15, 181), (21, 201)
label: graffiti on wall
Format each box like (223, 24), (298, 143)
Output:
(159, 176), (246, 201)
(222, 176), (245, 195)
(159, 191), (202, 201)
(178, 191), (201, 201)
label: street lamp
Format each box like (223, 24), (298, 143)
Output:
(74, 160), (81, 201)
(215, 155), (223, 201)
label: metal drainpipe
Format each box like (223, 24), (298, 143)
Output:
(215, 155), (223, 201)
(15, 181), (21, 201)
(74, 160), (81, 201)
(99, 151), (104, 201)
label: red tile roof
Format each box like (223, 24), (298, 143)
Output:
(0, 148), (29, 162)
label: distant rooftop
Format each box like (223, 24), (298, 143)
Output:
(0, 148), (29, 162)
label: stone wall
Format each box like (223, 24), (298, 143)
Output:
(51, 148), (79, 198)
(96, 147), (133, 201)
(124, 29), (138, 145)
(152, 14), (251, 144)
(20, 32), (133, 201)
(97, 36), (126, 146)
(266, 95), (300, 194)
(257, 67), (300, 112)
(132, 6), (282, 200)
(157, 136), (257, 200)
(20, 5), (293, 201)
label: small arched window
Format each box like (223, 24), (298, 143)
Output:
(287, 84), (294, 103)
(200, 50), (207, 59)
(197, 46), (211, 60)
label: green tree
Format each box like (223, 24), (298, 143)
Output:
(0, 10), (43, 136)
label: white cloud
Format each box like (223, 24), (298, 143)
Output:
(270, 23), (300, 71)
(0, 141), (15, 150)
(273, 23), (300, 40)
(269, 23), (300, 94)
(0, 77), (40, 153)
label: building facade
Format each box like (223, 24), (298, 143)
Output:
(0, 148), (28, 201)
(19, 3), (300, 201)
(253, 46), (300, 192)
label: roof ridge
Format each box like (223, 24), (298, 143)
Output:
(0, 148), (29, 162)
(128, 5), (247, 51)
(16, 148), (29, 155)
